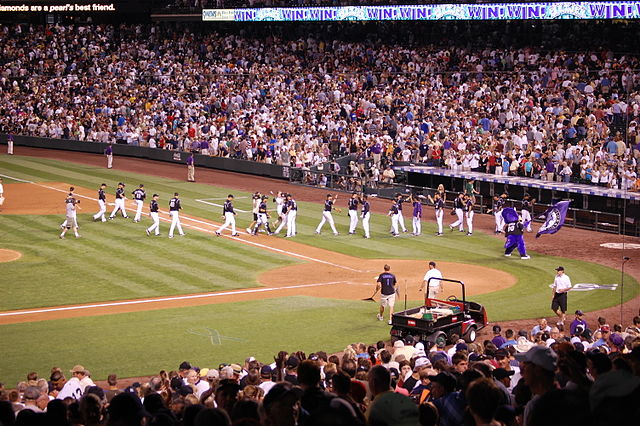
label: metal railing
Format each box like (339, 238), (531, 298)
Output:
(288, 167), (627, 235)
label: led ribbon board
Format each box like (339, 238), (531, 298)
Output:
(203, 2), (640, 22)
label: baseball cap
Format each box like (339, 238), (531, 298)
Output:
(393, 340), (404, 348)
(514, 345), (558, 372)
(206, 369), (219, 380)
(230, 364), (242, 375)
(601, 325), (611, 333)
(367, 391), (419, 426)
(219, 366), (234, 380)
(199, 368), (210, 378)
(179, 361), (191, 370)
(23, 387), (41, 400)
(610, 333), (624, 348)
(455, 343), (468, 352)
(413, 357), (431, 370)
(70, 365), (86, 374)
(555, 266), (565, 271)
(492, 368), (515, 381)
(285, 356), (300, 369)
(427, 371), (457, 392)
(575, 310), (584, 316)
(260, 365), (272, 377)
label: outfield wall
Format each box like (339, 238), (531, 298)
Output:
(0, 135), (289, 180)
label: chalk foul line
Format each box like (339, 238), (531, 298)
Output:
(0, 281), (348, 318)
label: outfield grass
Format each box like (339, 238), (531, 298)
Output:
(0, 155), (638, 385)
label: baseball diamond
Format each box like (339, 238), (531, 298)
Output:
(0, 152), (638, 389)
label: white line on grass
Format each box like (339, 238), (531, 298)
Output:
(198, 197), (248, 201)
(0, 173), (363, 272)
(195, 199), (249, 213)
(0, 281), (348, 317)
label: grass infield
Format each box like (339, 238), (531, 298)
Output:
(0, 155), (637, 385)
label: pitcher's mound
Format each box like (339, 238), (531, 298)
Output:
(0, 249), (22, 263)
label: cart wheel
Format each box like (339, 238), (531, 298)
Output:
(463, 326), (477, 343)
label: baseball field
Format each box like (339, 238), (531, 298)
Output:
(0, 150), (638, 386)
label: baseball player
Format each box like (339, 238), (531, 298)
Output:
(274, 194), (289, 235)
(132, 184), (146, 222)
(105, 144), (113, 169)
(108, 183), (128, 219)
(60, 186), (78, 229)
(252, 195), (274, 235)
(168, 192), (185, 238)
(491, 194), (506, 234)
(347, 193), (360, 234)
(360, 194), (371, 239)
(315, 194), (340, 235)
(246, 192), (261, 233)
(375, 264), (398, 325)
(272, 191), (286, 230)
(410, 194), (422, 236)
(427, 192), (444, 236)
(392, 193), (408, 233)
(6, 134), (14, 155)
(449, 193), (465, 232)
(215, 194), (239, 236)
(521, 194), (535, 232)
(0, 177), (4, 211)
(464, 194), (474, 236)
(92, 183), (107, 222)
(388, 199), (401, 237)
(60, 193), (81, 239)
(146, 194), (160, 236)
(186, 153), (195, 182)
(285, 193), (297, 238)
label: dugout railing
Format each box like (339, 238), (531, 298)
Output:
(288, 167), (630, 235)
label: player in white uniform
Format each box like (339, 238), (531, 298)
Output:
(420, 261), (443, 299)
(521, 194), (534, 232)
(428, 192), (444, 236)
(215, 194), (239, 236)
(60, 193), (81, 239)
(464, 194), (474, 236)
(388, 200), (401, 237)
(272, 192), (286, 232)
(360, 195), (371, 239)
(60, 186), (78, 229)
(132, 184), (146, 222)
(347, 193), (360, 234)
(92, 183), (107, 222)
(449, 193), (465, 232)
(252, 195), (274, 235)
(315, 194), (339, 235)
(168, 192), (185, 238)
(285, 194), (297, 237)
(146, 194), (161, 236)
(108, 183), (128, 219)
(246, 192), (261, 233)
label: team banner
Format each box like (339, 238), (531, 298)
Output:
(536, 200), (571, 238)
(203, 2), (640, 22)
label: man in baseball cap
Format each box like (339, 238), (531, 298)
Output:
(515, 346), (558, 425)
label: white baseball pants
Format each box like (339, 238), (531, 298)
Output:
(134, 200), (144, 222)
(316, 211), (338, 234)
(465, 211), (474, 234)
(217, 212), (236, 234)
(450, 208), (464, 231)
(286, 211), (297, 237)
(110, 199), (127, 218)
(412, 216), (421, 235)
(147, 212), (160, 235)
(169, 211), (184, 237)
(495, 211), (504, 232)
(362, 212), (370, 238)
(390, 213), (400, 235)
(93, 200), (107, 222)
(275, 213), (288, 234)
(521, 210), (532, 231)
(107, 154), (113, 168)
(435, 209), (444, 234)
(348, 210), (359, 233)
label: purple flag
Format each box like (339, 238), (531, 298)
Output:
(536, 200), (571, 238)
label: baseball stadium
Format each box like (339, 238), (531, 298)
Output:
(1, 1), (640, 425)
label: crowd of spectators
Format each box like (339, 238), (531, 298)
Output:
(1, 313), (639, 425)
(1, 21), (639, 191)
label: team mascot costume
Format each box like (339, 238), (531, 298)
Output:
(502, 207), (530, 259)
